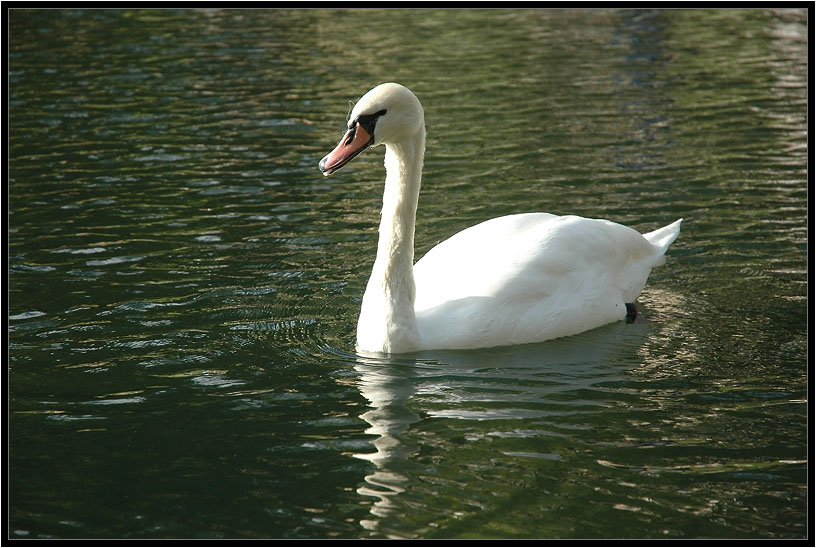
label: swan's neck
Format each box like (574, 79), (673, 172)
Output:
(357, 128), (425, 353)
(376, 135), (424, 291)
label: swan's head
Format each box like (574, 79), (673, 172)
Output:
(319, 83), (424, 176)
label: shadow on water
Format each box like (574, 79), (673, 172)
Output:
(350, 317), (651, 538)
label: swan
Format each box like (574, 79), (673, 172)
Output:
(319, 83), (682, 354)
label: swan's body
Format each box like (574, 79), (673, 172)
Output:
(320, 83), (681, 354)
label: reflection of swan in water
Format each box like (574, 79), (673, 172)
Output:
(352, 315), (654, 538)
(352, 357), (423, 537)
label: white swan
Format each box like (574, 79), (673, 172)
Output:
(319, 83), (682, 354)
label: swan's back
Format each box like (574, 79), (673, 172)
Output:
(413, 214), (681, 350)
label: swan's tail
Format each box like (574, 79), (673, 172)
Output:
(643, 218), (683, 254)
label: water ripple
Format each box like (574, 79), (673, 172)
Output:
(8, 7), (807, 540)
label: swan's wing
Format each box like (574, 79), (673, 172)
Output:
(414, 213), (556, 306)
(414, 213), (657, 308)
(413, 213), (675, 349)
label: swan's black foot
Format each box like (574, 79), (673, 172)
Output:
(625, 302), (637, 323)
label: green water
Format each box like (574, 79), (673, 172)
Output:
(8, 8), (807, 539)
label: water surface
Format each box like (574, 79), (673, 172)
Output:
(8, 8), (808, 539)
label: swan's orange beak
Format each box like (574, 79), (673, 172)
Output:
(319, 123), (374, 176)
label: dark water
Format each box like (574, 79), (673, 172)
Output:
(8, 8), (808, 539)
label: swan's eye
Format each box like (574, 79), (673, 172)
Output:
(359, 109), (387, 123)
(356, 109), (388, 135)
